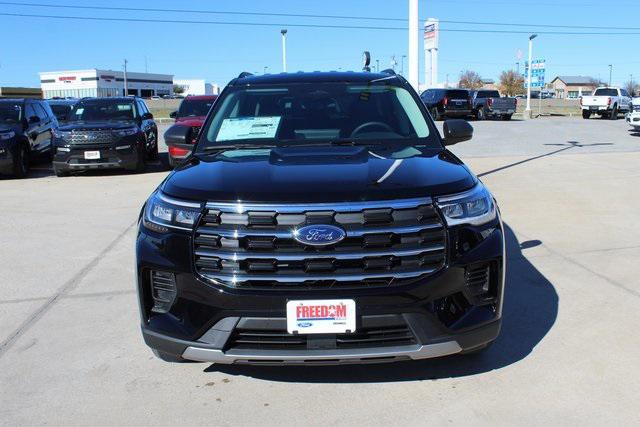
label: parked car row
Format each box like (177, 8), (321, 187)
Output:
(0, 96), (158, 178)
(420, 88), (517, 121)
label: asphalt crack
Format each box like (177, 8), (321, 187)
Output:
(0, 221), (137, 358)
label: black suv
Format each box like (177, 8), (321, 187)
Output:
(420, 88), (472, 120)
(52, 97), (158, 176)
(46, 98), (78, 122)
(137, 71), (505, 364)
(0, 98), (58, 178)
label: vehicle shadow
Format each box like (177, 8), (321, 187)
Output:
(0, 153), (172, 180)
(204, 223), (559, 383)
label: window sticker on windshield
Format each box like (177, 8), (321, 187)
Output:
(216, 116), (281, 141)
(117, 105), (132, 111)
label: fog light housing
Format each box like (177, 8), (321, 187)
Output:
(150, 271), (177, 313)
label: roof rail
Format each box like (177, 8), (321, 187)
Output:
(238, 72), (254, 78)
(380, 69), (397, 75)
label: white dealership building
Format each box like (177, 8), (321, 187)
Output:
(173, 79), (220, 96)
(39, 69), (174, 99)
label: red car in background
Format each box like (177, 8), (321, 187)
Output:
(167, 95), (217, 167)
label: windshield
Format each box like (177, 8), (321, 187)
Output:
(177, 98), (216, 118)
(201, 83), (434, 149)
(68, 100), (136, 122)
(594, 88), (618, 97)
(50, 104), (73, 120)
(478, 90), (500, 98)
(0, 103), (22, 124)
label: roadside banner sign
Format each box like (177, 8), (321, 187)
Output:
(524, 59), (546, 88)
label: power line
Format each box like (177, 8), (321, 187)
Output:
(2, 12), (640, 35)
(2, 1), (640, 32)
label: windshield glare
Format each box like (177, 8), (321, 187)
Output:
(69, 101), (136, 122)
(0, 103), (22, 124)
(202, 83), (433, 148)
(178, 98), (216, 118)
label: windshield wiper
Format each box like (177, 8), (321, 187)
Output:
(200, 143), (278, 152)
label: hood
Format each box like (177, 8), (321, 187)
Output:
(161, 145), (476, 203)
(175, 117), (206, 126)
(59, 120), (137, 131)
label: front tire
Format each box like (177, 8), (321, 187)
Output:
(152, 349), (188, 363)
(12, 144), (29, 178)
(430, 107), (440, 121)
(582, 110), (591, 119)
(135, 146), (147, 173)
(476, 108), (486, 121)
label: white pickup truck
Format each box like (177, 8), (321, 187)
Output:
(580, 87), (632, 120)
(626, 97), (640, 130)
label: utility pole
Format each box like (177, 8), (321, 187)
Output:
(609, 64), (613, 86)
(408, 0), (419, 89)
(123, 59), (128, 97)
(525, 34), (538, 117)
(280, 29), (288, 72)
(376, 59), (380, 72)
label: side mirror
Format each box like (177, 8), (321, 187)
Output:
(442, 119), (473, 146)
(142, 112), (154, 120)
(29, 116), (40, 124)
(169, 111), (178, 119)
(164, 125), (194, 153)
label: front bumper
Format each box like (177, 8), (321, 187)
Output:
(0, 145), (15, 175)
(136, 211), (505, 364)
(626, 112), (640, 128)
(52, 137), (140, 172)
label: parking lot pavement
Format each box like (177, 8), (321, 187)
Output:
(1, 117), (639, 425)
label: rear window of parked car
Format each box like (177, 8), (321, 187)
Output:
(594, 88), (619, 96)
(445, 90), (469, 99)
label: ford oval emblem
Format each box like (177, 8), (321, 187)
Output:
(294, 224), (346, 247)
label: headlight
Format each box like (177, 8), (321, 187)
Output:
(436, 183), (497, 226)
(142, 191), (202, 233)
(0, 131), (16, 140)
(113, 128), (138, 137)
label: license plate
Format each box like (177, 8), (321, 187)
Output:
(286, 299), (356, 334)
(84, 151), (100, 160)
(590, 106), (599, 111)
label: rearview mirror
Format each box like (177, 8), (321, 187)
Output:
(442, 119), (473, 146)
(169, 111), (177, 119)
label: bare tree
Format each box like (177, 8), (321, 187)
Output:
(498, 70), (525, 96)
(172, 84), (185, 95)
(458, 70), (484, 90)
(624, 80), (638, 96)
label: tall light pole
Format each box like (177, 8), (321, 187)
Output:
(608, 64), (613, 86)
(123, 59), (128, 97)
(280, 29), (288, 72)
(376, 59), (380, 72)
(525, 34), (538, 116)
(401, 55), (407, 75)
(408, 0), (419, 89)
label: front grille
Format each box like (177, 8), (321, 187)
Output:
(67, 130), (116, 145)
(228, 317), (417, 350)
(193, 198), (447, 289)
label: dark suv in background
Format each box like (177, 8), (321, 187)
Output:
(0, 98), (58, 178)
(46, 99), (78, 122)
(52, 97), (158, 176)
(420, 88), (472, 120)
(138, 71), (505, 365)
(167, 95), (217, 167)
